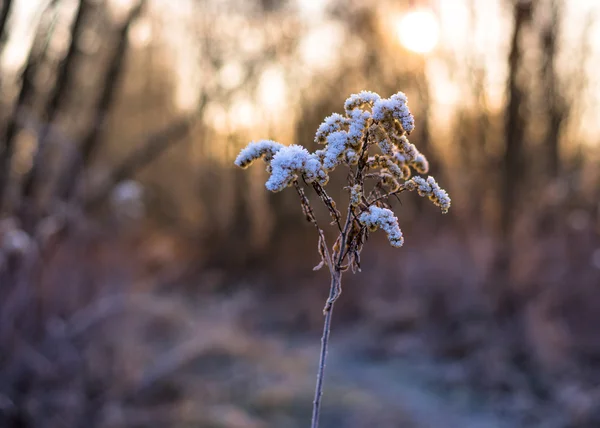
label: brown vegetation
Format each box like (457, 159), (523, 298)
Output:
(1, 0), (599, 427)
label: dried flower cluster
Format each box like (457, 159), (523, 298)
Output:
(234, 90), (451, 428)
(359, 205), (404, 247)
(234, 90), (450, 250)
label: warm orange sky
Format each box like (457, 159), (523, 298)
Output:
(3, 0), (600, 144)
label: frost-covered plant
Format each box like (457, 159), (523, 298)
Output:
(234, 90), (450, 428)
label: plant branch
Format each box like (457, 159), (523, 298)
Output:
(293, 181), (334, 276)
(55, 0), (146, 202)
(239, 92), (451, 428)
(365, 185), (408, 209)
(310, 181), (343, 233)
(310, 272), (339, 428)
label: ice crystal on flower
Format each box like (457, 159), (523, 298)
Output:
(234, 89), (451, 247)
(315, 113), (349, 144)
(359, 206), (404, 247)
(322, 109), (369, 170)
(350, 184), (362, 206)
(410, 176), (451, 213)
(372, 92), (415, 134)
(266, 144), (327, 192)
(344, 91), (381, 114)
(412, 153), (429, 174)
(234, 89), (453, 428)
(234, 139), (284, 168)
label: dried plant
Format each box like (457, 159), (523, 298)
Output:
(234, 90), (450, 428)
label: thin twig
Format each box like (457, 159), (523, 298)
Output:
(293, 181), (334, 276)
(310, 273), (338, 428)
(365, 186), (407, 209)
(56, 0), (146, 202)
(310, 181), (343, 232)
(311, 127), (370, 428)
(0, 0), (58, 213)
(20, 0), (90, 214)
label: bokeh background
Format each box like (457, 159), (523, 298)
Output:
(1, 0), (600, 426)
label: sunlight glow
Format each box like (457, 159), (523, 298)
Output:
(258, 66), (287, 113)
(296, 0), (329, 19)
(228, 97), (256, 130)
(396, 9), (440, 54)
(1, 0), (42, 72)
(129, 18), (152, 47)
(108, 0), (134, 19)
(299, 22), (345, 71)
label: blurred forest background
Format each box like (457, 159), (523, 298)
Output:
(1, 0), (600, 427)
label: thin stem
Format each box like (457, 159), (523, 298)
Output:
(365, 186), (408, 209)
(311, 201), (353, 428)
(311, 127), (370, 428)
(310, 181), (343, 233)
(293, 180), (335, 276)
(311, 272), (339, 428)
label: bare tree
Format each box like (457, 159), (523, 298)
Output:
(502, 0), (532, 239)
(540, 0), (566, 180)
(0, 0), (12, 53)
(18, 0), (92, 231)
(489, 0), (534, 315)
(55, 0), (146, 203)
(85, 113), (198, 211)
(19, 0), (90, 217)
(0, 1), (60, 214)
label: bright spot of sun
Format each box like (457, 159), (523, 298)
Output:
(228, 96), (256, 130)
(258, 66), (287, 113)
(396, 9), (440, 54)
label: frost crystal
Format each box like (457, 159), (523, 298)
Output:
(389, 135), (417, 163)
(344, 91), (381, 114)
(234, 90), (452, 427)
(349, 184), (362, 206)
(372, 92), (415, 134)
(234, 89), (451, 247)
(265, 145), (327, 192)
(412, 153), (429, 174)
(322, 109), (369, 170)
(234, 140), (284, 168)
(359, 206), (404, 247)
(315, 113), (350, 144)
(410, 176), (451, 213)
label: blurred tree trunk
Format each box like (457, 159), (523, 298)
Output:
(540, 0), (565, 180)
(501, 0), (532, 238)
(55, 0), (145, 204)
(467, 1), (493, 233)
(0, 1), (58, 214)
(0, 0), (11, 93)
(20, 0), (90, 230)
(85, 115), (195, 210)
(492, 0), (533, 313)
(535, 0), (569, 238)
(0, 0), (11, 53)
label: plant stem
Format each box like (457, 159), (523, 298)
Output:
(311, 272), (340, 428)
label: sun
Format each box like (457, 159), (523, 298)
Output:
(395, 8), (440, 54)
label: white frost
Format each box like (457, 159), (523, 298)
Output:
(372, 92), (415, 134)
(411, 176), (451, 213)
(322, 109), (369, 170)
(359, 205), (404, 247)
(344, 91), (381, 114)
(234, 140), (284, 168)
(314, 113), (349, 144)
(265, 145), (327, 192)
